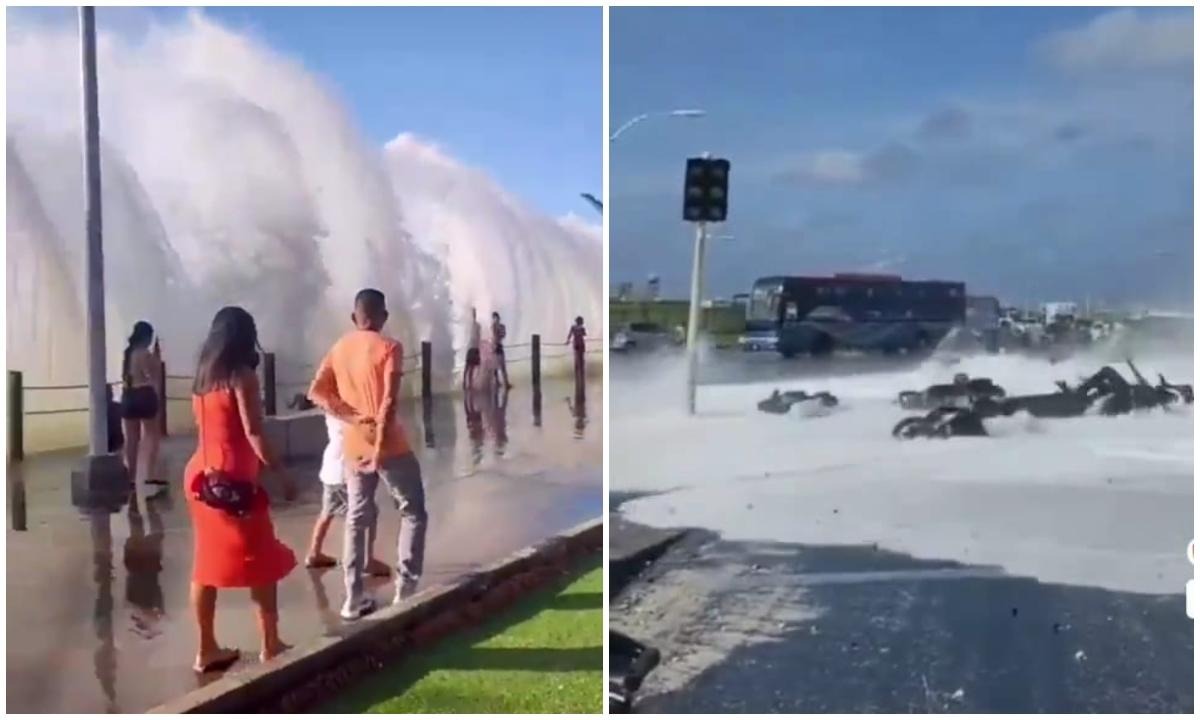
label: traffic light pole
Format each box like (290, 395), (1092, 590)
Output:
(684, 221), (708, 415)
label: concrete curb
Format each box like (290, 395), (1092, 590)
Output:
(148, 517), (602, 714)
(609, 519), (688, 597)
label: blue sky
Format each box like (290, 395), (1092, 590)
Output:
(13, 6), (602, 218)
(611, 7), (1193, 309)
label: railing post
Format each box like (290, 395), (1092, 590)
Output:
(11, 475), (27, 531)
(421, 341), (432, 400)
(8, 371), (24, 464)
(263, 352), (277, 417)
(531, 334), (542, 394)
(531, 334), (542, 426)
(157, 358), (168, 437)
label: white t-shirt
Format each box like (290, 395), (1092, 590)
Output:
(319, 414), (346, 486)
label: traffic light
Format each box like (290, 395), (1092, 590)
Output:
(682, 157), (730, 223)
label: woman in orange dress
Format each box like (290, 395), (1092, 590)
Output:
(185, 306), (297, 673)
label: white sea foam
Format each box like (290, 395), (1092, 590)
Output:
(6, 12), (599, 389)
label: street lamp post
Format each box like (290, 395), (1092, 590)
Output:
(610, 109), (706, 143)
(74, 6), (127, 499)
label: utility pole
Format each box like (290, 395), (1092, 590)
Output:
(73, 6), (128, 504)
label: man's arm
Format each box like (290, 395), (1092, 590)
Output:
(308, 351), (359, 423)
(372, 343), (403, 461)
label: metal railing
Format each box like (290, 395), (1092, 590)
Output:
(7, 334), (603, 463)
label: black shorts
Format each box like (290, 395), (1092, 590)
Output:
(121, 386), (159, 420)
(466, 348), (481, 367)
(495, 344), (505, 357)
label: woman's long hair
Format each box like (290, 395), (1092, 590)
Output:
(192, 307), (260, 395)
(122, 321), (155, 387)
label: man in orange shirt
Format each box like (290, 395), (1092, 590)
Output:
(309, 289), (427, 620)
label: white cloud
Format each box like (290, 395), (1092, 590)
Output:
(1039, 9), (1192, 74)
(779, 143), (918, 187)
(799, 150), (868, 184)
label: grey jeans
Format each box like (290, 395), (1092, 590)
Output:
(343, 453), (427, 602)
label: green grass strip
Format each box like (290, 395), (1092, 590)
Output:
(322, 557), (603, 714)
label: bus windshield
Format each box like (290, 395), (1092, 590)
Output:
(747, 281), (783, 322)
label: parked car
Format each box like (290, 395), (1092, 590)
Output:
(611, 322), (672, 352)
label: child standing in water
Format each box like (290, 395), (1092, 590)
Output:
(567, 316), (587, 386)
(305, 414), (390, 578)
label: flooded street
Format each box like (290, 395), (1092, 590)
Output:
(611, 350), (1193, 712)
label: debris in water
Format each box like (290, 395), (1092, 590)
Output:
(951, 688), (965, 701)
(1074, 650), (1087, 662)
(1011, 607), (1019, 617)
(833, 508), (839, 514)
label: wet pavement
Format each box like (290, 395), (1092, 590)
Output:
(5, 378), (600, 714)
(611, 526), (1194, 714)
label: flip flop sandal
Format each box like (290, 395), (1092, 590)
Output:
(193, 647), (240, 674)
(305, 556), (338, 569)
(260, 643), (293, 664)
(145, 479), (170, 486)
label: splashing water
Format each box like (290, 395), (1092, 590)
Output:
(6, 13), (600, 390)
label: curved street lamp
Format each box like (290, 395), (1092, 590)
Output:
(610, 109), (706, 142)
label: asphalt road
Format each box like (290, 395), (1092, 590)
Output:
(610, 526), (1193, 714)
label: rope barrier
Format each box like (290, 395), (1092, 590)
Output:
(24, 384), (93, 391)
(25, 407), (88, 417)
(11, 333), (600, 418)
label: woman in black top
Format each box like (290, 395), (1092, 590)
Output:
(120, 321), (164, 486)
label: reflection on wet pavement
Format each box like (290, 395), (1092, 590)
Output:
(5, 378), (600, 713)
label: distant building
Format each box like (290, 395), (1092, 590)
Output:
(1042, 302), (1078, 324)
(646, 275), (661, 302)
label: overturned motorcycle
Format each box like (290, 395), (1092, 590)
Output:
(757, 389), (839, 416)
(897, 372), (1005, 410)
(893, 361), (1192, 439)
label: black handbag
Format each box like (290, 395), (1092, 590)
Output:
(190, 391), (263, 518)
